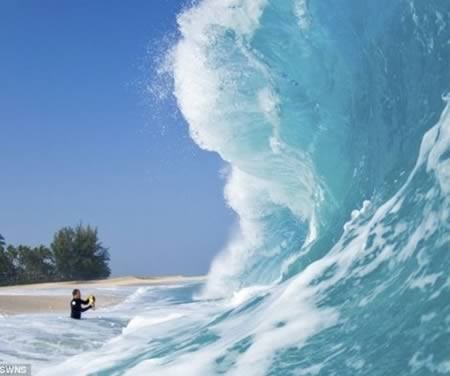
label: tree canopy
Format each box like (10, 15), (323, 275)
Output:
(0, 225), (111, 286)
(52, 225), (110, 280)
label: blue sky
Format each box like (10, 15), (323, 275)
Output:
(0, 0), (234, 276)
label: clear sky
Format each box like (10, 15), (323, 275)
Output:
(0, 0), (234, 276)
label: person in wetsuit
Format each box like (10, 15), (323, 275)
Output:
(70, 289), (92, 319)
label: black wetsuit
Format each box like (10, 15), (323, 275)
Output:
(70, 298), (92, 319)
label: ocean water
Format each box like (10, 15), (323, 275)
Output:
(2, 0), (450, 374)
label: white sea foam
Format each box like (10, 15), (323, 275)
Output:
(294, 0), (311, 31)
(122, 313), (185, 335)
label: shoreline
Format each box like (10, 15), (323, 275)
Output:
(0, 275), (206, 316)
(0, 275), (206, 290)
(0, 294), (122, 315)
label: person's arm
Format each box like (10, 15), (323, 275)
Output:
(81, 305), (92, 312)
(80, 299), (89, 305)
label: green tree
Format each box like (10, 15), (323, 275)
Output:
(50, 227), (75, 279)
(0, 234), (15, 285)
(52, 224), (110, 280)
(0, 242), (18, 285)
(0, 251), (12, 285)
(5, 245), (21, 283)
(17, 245), (55, 283)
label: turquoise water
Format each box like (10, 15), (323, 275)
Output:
(2, 0), (450, 374)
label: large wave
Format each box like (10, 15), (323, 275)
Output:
(171, 0), (450, 299)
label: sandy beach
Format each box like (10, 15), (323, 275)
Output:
(0, 275), (205, 315)
(0, 294), (122, 315)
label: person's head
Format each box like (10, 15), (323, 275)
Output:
(72, 289), (81, 299)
